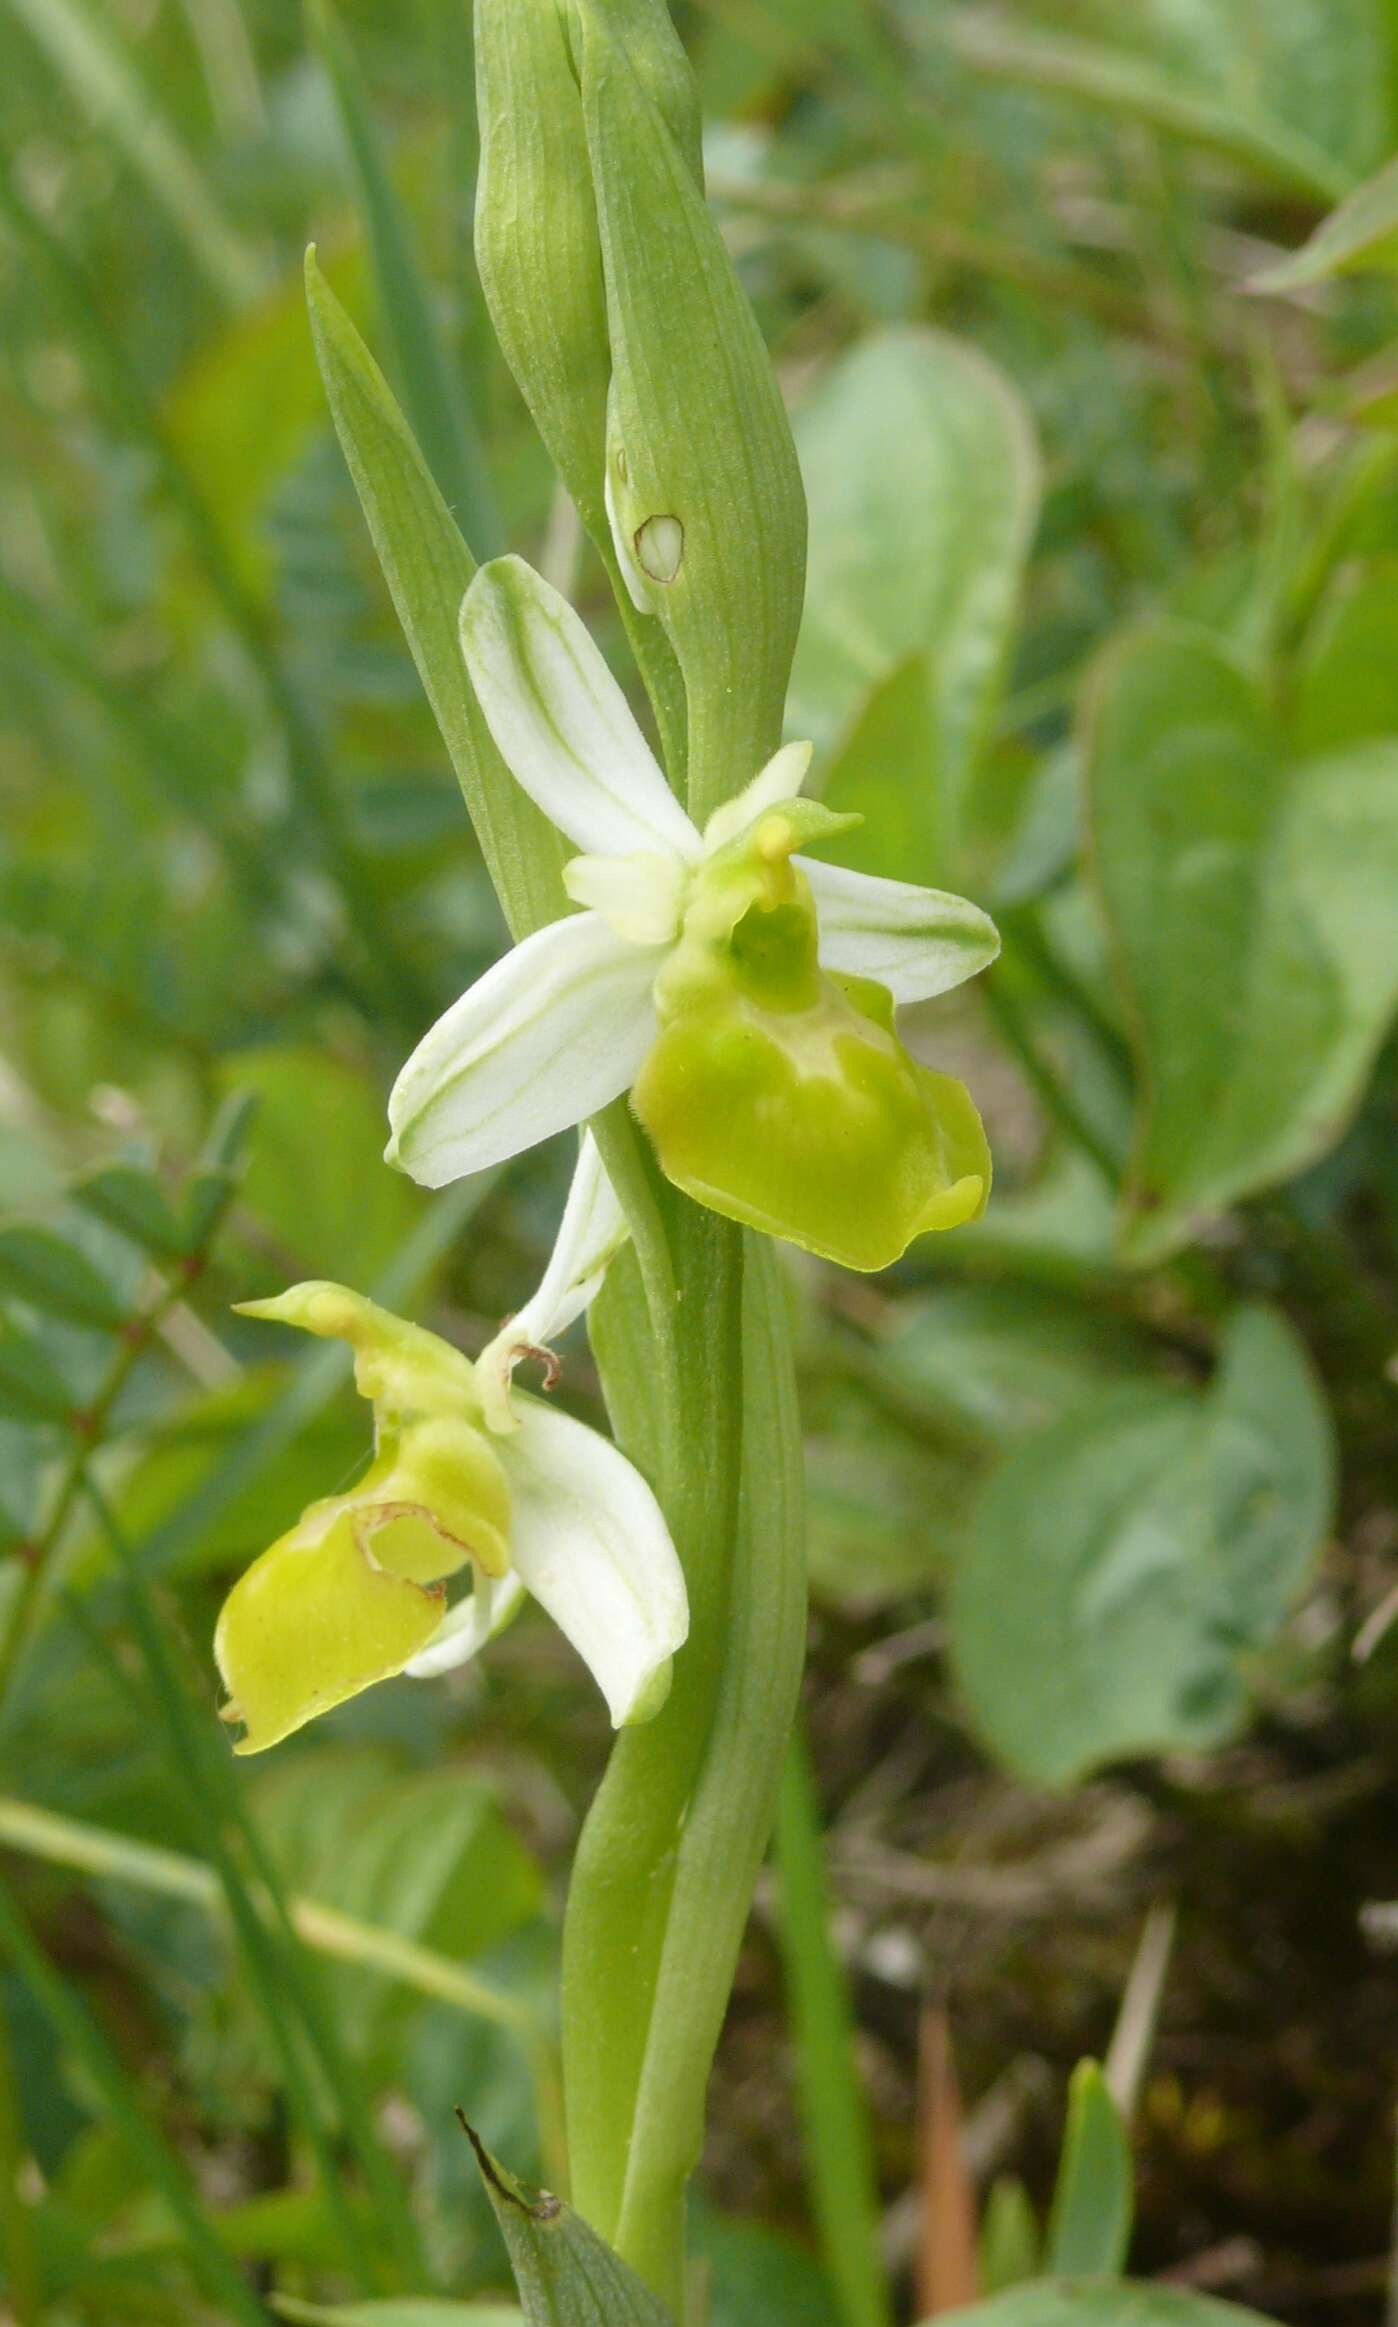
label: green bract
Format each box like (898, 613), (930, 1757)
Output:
(386, 556), (999, 1272)
(473, 0), (804, 800)
(215, 1148), (685, 1754)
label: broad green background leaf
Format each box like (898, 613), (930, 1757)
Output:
(929, 2285), (1282, 2327)
(694, 2210), (841, 2325)
(166, 248), (369, 601)
(1253, 150), (1398, 288)
(878, 1285), (1155, 1447)
(943, 0), (1389, 196)
(790, 328), (1039, 881)
(1086, 626), (1398, 1263)
(951, 1307), (1334, 1786)
(1044, 2062), (1132, 2277)
(249, 1750), (542, 2061)
(219, 1046), (421, 1283)
(1064, 0), (1394, 177)
(468, 2131), (673, 2325)
(1293, 558), (1398, 754)
(275, 2301), (522, 2326)
(805, 1419), (976, 1610)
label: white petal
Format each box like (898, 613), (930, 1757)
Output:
(460, 556), (701, 863)
(476, 1131), (630, 1434)
(563, 849), (688, 946)
(387, 913), (660, 1187)
(500, 1400), (687, 1728)
(702, 740), (813, 854)
(403, 1570), (528, 1679)
(800, 857), (1000, 1005)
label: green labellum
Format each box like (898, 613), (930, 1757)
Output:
(634, 930), (990, 1273)
(215, 1500), (449, 1756)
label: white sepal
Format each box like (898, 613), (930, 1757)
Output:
(476, 1131), (629, 1435)
(460, 555), (701, 863)
(403, 1570), (528, 1679)
(387, 912), (659, 1188)
(500, 1398), (687, 1728)
(702, 739), (813, 854)
(800, 856), (1001, 1004)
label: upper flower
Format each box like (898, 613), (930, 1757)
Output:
(386, 556), (1000, 1272)
(214, 1138), (681, 1753)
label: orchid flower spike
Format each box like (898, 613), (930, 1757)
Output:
(387, 556), (1000, 1273)
(214, 1139), (679, 1754)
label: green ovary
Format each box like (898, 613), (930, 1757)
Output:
(633, 967), (990, 1273)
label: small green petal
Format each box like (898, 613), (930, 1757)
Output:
(235, 1280), (478, 1421)
(214, 1504), (446, 1755)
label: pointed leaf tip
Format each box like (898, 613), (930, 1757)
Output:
(461, 2119), (676, 2323)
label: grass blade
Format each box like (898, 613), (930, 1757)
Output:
(0, 1867), (273, 2326)
(0, 174), (428, 1035)
(774, 1726), (892, 2327)
(4, 0), (264, 303)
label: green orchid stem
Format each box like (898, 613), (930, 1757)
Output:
(563, 1149), (806, 2317)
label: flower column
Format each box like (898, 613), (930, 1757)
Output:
(474, 1), (808, 2309)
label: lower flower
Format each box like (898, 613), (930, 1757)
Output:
(215, 1204), (685, 1753)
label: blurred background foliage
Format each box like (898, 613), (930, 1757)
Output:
(0, 1), (1396, 2322)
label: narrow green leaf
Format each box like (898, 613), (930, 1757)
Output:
(1045, 2062), (1133, 2278)
(929, 2290), (1280, 2327)
(1254, 152), (1398, 288)
(466, 2125), (675, 2324)
(72, 1164), (186, 1259)
(0, 1321), (77, 1422)
(1086, 627), (1398, 1263)
(790, 328), (1039, 884)
(0, 1226), (128, 1328)
(952, 1306), (1334, 1787)
(303, 251), (565, 941)
(308, 0), (501, 553)
(775, 1728), (891, 2327)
